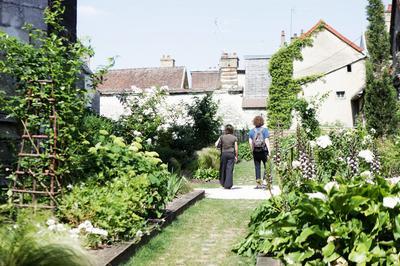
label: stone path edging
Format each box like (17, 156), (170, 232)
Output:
(89, 190), (205, 266)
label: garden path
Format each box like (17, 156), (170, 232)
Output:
(126, 160), (265, 265)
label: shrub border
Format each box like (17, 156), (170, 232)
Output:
(89, 190), (205, 266)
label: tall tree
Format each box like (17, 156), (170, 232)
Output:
(364, 0), (398, 136)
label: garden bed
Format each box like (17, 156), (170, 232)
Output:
(88, 190), (205, 266)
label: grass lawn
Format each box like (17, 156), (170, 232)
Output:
(125, 199), (261, 266)
(190, 160), (256, 189)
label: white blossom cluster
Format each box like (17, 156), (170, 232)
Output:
(306, 192), (328, 201)
(358, 149), (374, 163)
(383, 196), (400, 209)
(46, 219), (108, 239)
(299, 151), (315, 180)
(315, 135), (332, 149)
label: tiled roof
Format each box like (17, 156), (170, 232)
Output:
(97, 67), (187, 93)
(191, 71), (220, 89)
(303, 20), (364, 53)
(242, 98), (266, 109)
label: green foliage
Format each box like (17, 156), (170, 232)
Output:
(377, 135), (400, 176)
(187, 94), (221, 150)
(365, 0), (399, 136)
(196, 147), (220, 170)
(235, 176), (400, 265)
(115, 87), (166, 145)
(0, 0), (113, 185)
(58, 131), (170, 241)
(267, 36), (321, 129)
(167, 175), (192, 200)
(238, 142), (252, 161)
(294, 98), (322, 140)
(0, 212), (92, 266)
(193, 168), (219, 181)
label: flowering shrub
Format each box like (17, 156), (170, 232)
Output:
(58, 131), (171, 242)
(235, 176), (400, 265)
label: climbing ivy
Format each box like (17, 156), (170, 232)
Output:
(267, 32), (321, 129)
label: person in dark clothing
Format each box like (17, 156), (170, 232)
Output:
(248, 116), (271, 189)
(215, 124), (238, 189)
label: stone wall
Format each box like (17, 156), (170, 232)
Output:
(99, 91), (267, 130)
(0, 0), (48, 42)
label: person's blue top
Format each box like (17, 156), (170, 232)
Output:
(248, 127), (270, 140)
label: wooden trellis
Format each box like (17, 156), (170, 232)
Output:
(12, 80), (60, 209)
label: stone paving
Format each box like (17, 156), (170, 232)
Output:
(196, 185), (281, 200)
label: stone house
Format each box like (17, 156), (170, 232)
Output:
(293, 20), (367, 127)
(98, 53), (270, 129)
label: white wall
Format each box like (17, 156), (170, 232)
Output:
(293, 28), (366, 127)
(99, 92), (266, 130)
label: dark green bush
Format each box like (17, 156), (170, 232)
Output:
(238, 142), (252, 161)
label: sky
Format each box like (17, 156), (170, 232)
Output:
(77, 0), (392, 71)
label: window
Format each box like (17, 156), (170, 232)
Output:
(347, 64), (352, 72)
(336, 91), (345, 99)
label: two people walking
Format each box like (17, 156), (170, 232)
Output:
(215, 116), (270, 189)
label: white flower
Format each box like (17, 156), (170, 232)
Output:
(172, 132), (178, 140)
(56, 224), (66, 232)
(133, 130), (142, 137)
(316, 135), (332, 149)
(324, 181), (339, 193)
(136, 230), (143, 238)
(387, 176), (400, 185)
(69, 228), (80, 235)
(292, 160), (301, 169)
(5, 167), (10, 171)
(146, 138), (152, 145)
(153, 135), (159, 140)
(90, 227), (108, 237)
(358, 150), (374, 163)
(66, 184), (73, 190)
(327, 236), (337, 243)
(48, 224), (56, 231)
(78, 220), (93, 231)
(143, 109), (152, 116)
(46, 219), (56, 226)
(383, 196), (400, 209)
(370, 128), (376, 134)
(309, 141), (316, 148)
(13, 224), (19, 229)
(306, 192), (328, 201)
(306, 104), (314, 110)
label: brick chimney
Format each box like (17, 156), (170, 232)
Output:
(160, 55), (175, 67)
(280, 30), (286, 47)
(219, 52), (239, 90)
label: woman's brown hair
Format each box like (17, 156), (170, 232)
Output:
(253, 115), (264, 127)
(224, 124), (234, 134)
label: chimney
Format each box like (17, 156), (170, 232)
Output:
(385, 4), (392, 32)
(280, 30), (286, 47)
(291, 33), (298, 42)
(300, 29), (304, 36)
(160, 55), (175, 67)
(219, 52), (239, 90)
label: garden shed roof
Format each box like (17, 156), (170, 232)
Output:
(97, 67), (188, 93)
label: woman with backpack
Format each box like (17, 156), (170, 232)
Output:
(248, 116), (271, 189)
(215, 124), (238, 189)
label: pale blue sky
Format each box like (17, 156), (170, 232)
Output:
(77, 0), (392, 71)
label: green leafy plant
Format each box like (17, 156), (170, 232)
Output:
(58, 131), (170, 242)
(235, 176), (400, 265)
(238, 142), (252, 161)
(193, 168), (219, 181)
(196, 147), (220, 170)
